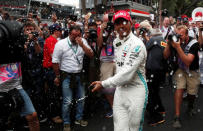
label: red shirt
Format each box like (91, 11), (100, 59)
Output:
(43, 35), (58, 68)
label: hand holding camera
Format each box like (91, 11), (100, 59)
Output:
(27, 32), (39, 42)
(171, 39), (181, 49)
(167, 32), (181, 49)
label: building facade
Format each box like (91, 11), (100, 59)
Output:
(80, 0), (152, 19)
(0, 0), (75, 19)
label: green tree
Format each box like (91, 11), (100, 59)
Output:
(162, 0), (203, 17)
(151, 0), (203, 18)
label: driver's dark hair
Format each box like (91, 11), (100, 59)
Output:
(69, 25), (82, 34)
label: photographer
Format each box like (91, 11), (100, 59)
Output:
(0, 20), (39, 131)
(163, 25), (200, 129)
(83, 15), (100, 84)
(97, 13), (116, 118)
(137, 20), (152, 44)
(0, 63), (40, 131)
(159, 9), (174, 40)
(21, 22), (46, 122)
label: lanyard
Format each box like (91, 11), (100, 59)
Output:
(67, 38), (78, 54)
(67, 38), (80, 65)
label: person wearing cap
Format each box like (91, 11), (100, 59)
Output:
(133, 23), (140, 35)
(43, 23), (63, 123)
(91, 10), (148, 131)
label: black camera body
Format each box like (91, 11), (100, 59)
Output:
(32, 31), (39, 38)
(105, 22), (114, 32)
(139, 27), (148, 35)
(161, 9), (168, 17)
(69, 15), (77, 22)
(0, 20), (24, 64)
(168, 33), (181, 43)
(88, 28), (97, 42)
(106, 12), (114, 32)
(30, 31), (39, 41)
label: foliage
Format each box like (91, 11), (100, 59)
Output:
(151, 0), (203, 18)
(163, 0), (203, 17)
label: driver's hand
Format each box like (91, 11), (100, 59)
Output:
(90, 81), (103, 92)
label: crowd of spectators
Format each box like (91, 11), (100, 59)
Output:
(0, 6), (203, 131)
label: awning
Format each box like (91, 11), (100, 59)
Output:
(126, 9), (150, 17)
(110, 9), (150, 17)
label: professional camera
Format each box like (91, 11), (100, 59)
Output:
(31, 31), (39, 38)
(168, 33), (181, 43)
(88, 28), (97, 42)
(139, 27), (148, 35)
(161, 9), (168, 17)
(0, 20), (24, 64)
(69, 15), (77, 22)
(105, 13), (114, 32)
(29, 31), (39, 41)
(105, 22), (114, 32)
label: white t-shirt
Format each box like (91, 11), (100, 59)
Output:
(160, 25), (174, 39)
(188, 27), (198, 39)
(52, 37), (91, 73)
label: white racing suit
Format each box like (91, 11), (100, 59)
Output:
(102, 32), (148, 131)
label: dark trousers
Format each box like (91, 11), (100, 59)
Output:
(146, 70), (165, 120)
(22, 68), (46, 117)
(44, 68), (62, 118)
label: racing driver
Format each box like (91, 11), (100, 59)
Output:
(91, 10), (148, 131)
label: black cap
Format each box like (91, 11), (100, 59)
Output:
(49, 23), (62, 33)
